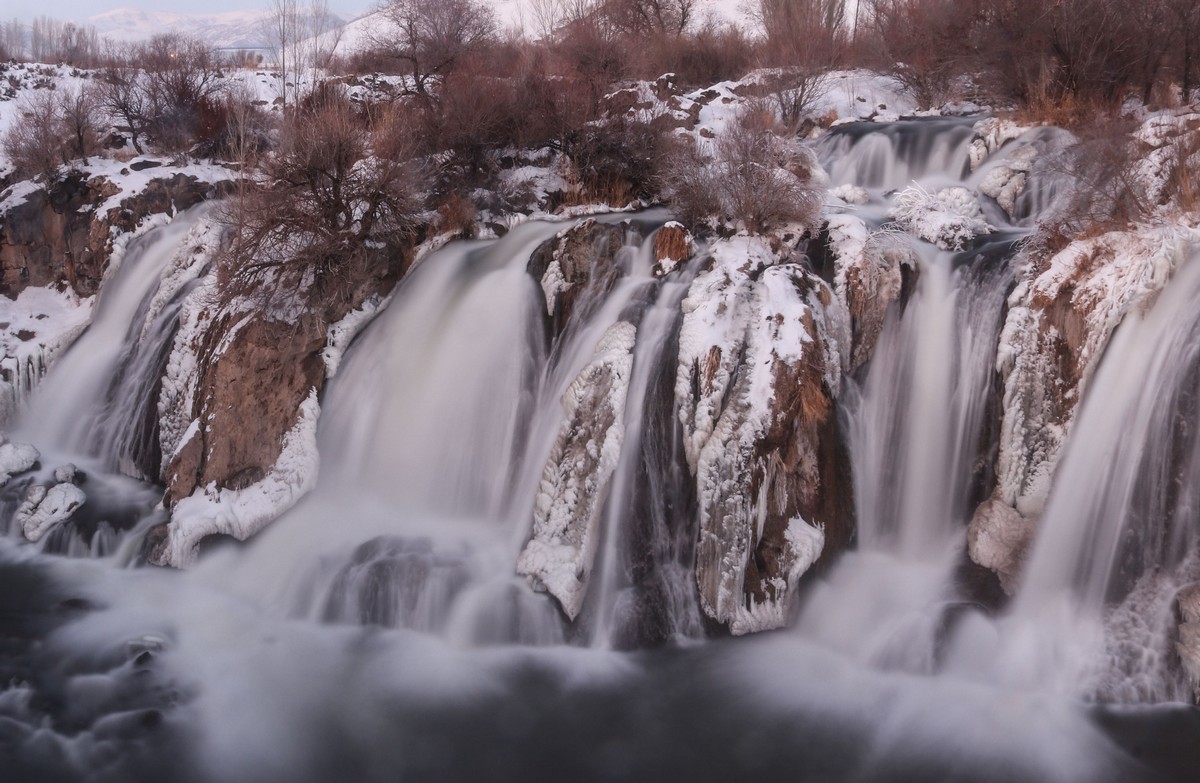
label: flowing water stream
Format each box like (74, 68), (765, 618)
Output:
(1, 121), (1199, 782)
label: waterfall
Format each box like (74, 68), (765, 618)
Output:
(203, 214), (708, 647)
(1, 209), (206, 556)
(16, 209), (204, 455)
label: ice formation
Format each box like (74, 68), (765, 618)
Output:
(518, 321), (637, 620)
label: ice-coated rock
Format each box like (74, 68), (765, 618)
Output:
(971, 227), (1194, 584)
(19, 482), (86, 542)
(978, 145), (1037, 218)
(967, 496), (1036, 594)
(888, 185), (993, 251)
(675, 236), (853, 634)
(517, 321), (637, 620)
(830, 184), (869, 205)
(0, 441), (40, 485)
(527, 218), (628, 332)
(826, 214), (918, 370)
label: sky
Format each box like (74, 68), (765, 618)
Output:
(12, 1), (375, 23)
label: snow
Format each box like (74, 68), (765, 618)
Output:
(993, 227), (1196, 520)
(160, 388), (321, 568)
(18, 482), (86, 543)
(0, 287), (95, 423)
(322, 295), (384, 379)
(517, 320), (636, 620)
(888, 184), (993, 251)
(0, 441), (40, 486)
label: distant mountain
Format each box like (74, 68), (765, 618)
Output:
(87, 6), (345, 50)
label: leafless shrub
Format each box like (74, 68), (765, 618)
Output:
(563, 117), (664, 205)
(1032, 118), (1147, 247)
(2, 85), (103, 182)
(220, 88), (427, 306)
(663, 118), (825, 234)
(96, 34), (225, 154)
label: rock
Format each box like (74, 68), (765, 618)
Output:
(826, 214), (918, 371)
(0, 171), (224, 298)
(653, 222), (692, 277)
(527, 218), (628, 338)
(976, 228), (1188, 586)
(676, 236), (854, 634)
(887, 185), (993, 251)
(53, 463), (78, 484)
(0, 441), (39, 485)
(967, 496), (1036, 594)
(517, 321), (636, 620)
(19, 482), (86, 542)
(978, 145), (1036, 218)
(152, 220), (417, 564)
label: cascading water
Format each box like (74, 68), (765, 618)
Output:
(1, 209), (207, 556)
(3, 118), (1200, 783)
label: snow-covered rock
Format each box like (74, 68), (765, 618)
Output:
(153, 389), (320, 567)
(0, 441), (39, 485)
(518, 321), (637, 620)
(675, 236), (852, 634)
(971, 227), (1197, 587)
(888, 185), (993, 251)
(826, 214), (917, 370)
(18, 482), (86, 543)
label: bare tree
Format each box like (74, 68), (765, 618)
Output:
(602, 0), (694, 36)
(369, 0), (496, 100)
(758, 0), (846, 126)
(2, 85), (102, 182)
(222, 87), (426, 301)
(98, 66), (151, 153)
(266, 0), (301, 109)
(527, 0), (596, 38)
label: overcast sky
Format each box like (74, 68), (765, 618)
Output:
(16, 1), (375, 22)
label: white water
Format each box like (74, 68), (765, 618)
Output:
(1, 120), (1198, 783)
(16, 210), (203, 455)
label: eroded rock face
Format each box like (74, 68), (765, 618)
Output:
(1176, 584), (1200, 701)
(0, 173), (219, 297)
(676, 235), (854, 634)
(970, 228), (1191, 590)
(825, 214), (918, 371)
(150, 235), (412, 566)
(528, 218), (628, 337)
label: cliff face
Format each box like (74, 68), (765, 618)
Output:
(0, 172), (219, 297)
(150, 237), (413, 566)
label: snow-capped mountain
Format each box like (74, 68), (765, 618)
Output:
(88, 7), (345, 50)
